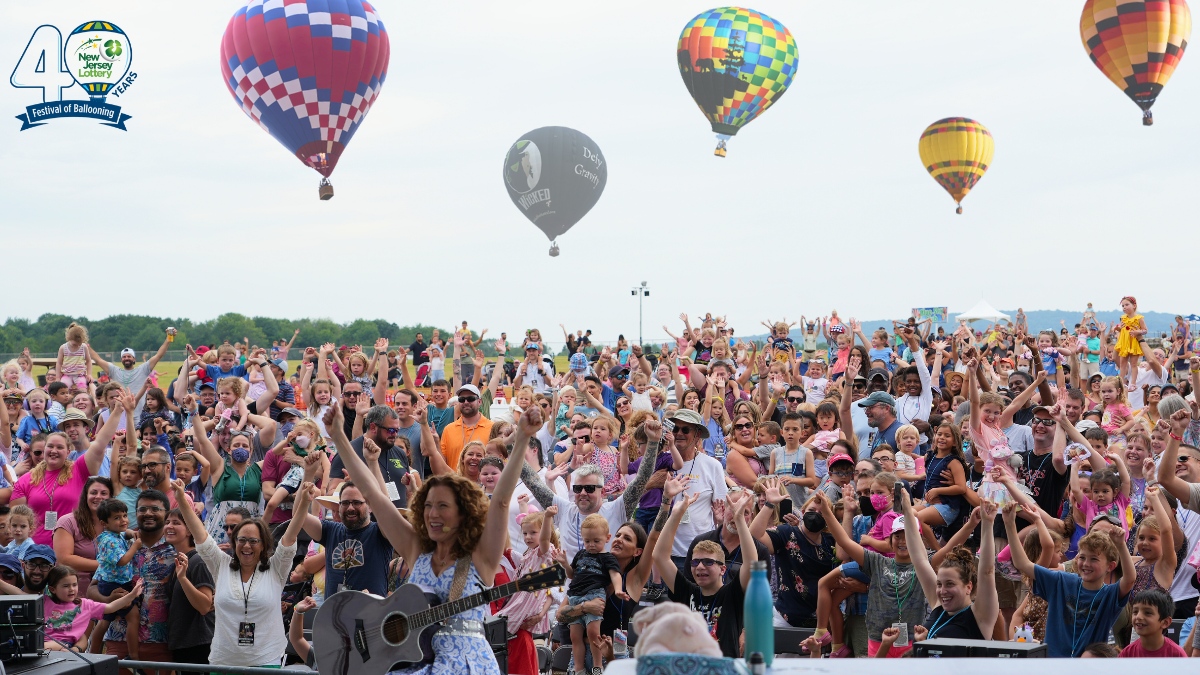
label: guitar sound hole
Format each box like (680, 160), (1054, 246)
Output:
(382, 612), (409, 646)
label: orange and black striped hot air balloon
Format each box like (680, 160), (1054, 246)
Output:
(1080, 0), (1191, 125)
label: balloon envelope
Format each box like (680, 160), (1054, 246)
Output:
(220, 0), (390, 177)
(503, 127), (607, 242)
(918, 118), (994, 214)
(1080, 0), (1191, 124)
(677, 7), (797, 137)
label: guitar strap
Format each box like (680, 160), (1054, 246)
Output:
(448, 557), (471, 603)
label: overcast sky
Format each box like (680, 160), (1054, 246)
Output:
(5, 1), (1200, 344)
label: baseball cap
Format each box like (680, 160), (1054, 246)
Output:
(569, 353), (588, 373)
(609, 365), (630, 378)
(1031, 405), (1053, 416)
(889, 516), (909, 536)
(278, 407), (304, 420)
(120, 348), (136, 357)
(198, 381), (216, 391)
(1075, 419), (1099, 433)
(457, 384), (482, 398)
(857, 391), (896, 408)
(195, 345), (210, 356)
(866, 367), (890, 382)
(525, 342), (541, 351)
(829, 453), (855, 467)
(0, 554), (21, 575)
(270, 358), (288, 372)
(21, 544), (55, 564)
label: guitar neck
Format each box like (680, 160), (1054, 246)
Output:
(410, 579), (518, 629)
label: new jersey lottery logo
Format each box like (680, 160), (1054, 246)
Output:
(10, 20), (137, 131)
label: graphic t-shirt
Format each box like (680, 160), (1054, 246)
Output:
(317, 520), (394, 599)
(44, 597), (105, 645)
(566, 550), (620, 596)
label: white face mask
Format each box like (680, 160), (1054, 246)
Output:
(294, 435), (311, 449)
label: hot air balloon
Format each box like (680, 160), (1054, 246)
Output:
(918, 118), (994, 215)
(220, 0), (390, 199)
(1080, 0), (1191, 125)
(64, 22), (132, 101)
(677, 7), (797, 157)
(503, 127), (607, 256)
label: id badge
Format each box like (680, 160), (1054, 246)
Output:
(238, 621), (256, 646)
(44, 511), (58, 530)
(384, 481), (401, 502)
(337, 583), (349, 594)
(680, 505), (691, 524)
(891, 622), (909, 647)
(613, 629), (628, 658)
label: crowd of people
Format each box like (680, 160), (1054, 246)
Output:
(1, 305), (1199, 673)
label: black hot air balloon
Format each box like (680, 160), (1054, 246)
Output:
(503, 126), (607, 256)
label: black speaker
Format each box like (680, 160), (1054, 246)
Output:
(914, 638), (1047, 658)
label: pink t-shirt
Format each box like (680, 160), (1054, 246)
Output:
(867, 511), (900, 557)
(1119, 638), (1187, 657)
(11, 456), (92, 545)
(44, 597), (105, 644)
(1080, 492), (1133, 533)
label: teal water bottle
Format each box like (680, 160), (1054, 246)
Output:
(744, 560), (774, 666)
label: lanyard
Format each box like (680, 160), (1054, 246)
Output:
(927, 603), (972, 638)
(40, 472), (58, 513)
(241, 570), (257, 617)
(890, 560), (917, 619)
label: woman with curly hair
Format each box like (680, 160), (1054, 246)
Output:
(329, 400), (536, 675)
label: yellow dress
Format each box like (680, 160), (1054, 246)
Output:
(1116, 314), (1144, 357)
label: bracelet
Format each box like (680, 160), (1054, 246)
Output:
(1169, 432), (1183, 441)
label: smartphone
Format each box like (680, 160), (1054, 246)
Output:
(779, 498), (793, 515)
(893, 480), (909, 513)
(662, 417), (675, 432)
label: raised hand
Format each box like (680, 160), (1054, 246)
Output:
(662, 475), (691, 501)
(644, 417), (663, 443)
(355, 392), (372, 416)
(1170, 408), (1190, 435)
(374, 338), (389, 354)
(362, 437), (382, 464)
(980, 500), (998, 523)
(174, 551), (190, 578)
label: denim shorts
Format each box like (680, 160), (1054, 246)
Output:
(567, 588), (606, 626)
(98, 579), (137, 620)
(932, 502), (960, 524)
(840, 561), (869, 584)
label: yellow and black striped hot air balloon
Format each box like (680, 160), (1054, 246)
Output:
(918, 118), (993, 215)
(1081, 0), (1191, 125)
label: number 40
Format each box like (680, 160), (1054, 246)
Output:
(10, 25), (78, 103)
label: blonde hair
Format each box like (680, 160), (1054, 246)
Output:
(581, 513), (610, 535)
(1101, 376), (1129, 405)
(217, 377), (246, 399)
(457, 441), (486, 476)
(559, 385), (577, 399)
(8, 505), (34, 528)
(307, 378), (334, 417)
(29, 433), (74, 487)
(521, 510), (561, 549)
(293, 419), (321, 442)
(693, 539), (725, 561)
(978, 392), (1006, 410)
(65, 322), (88, 344)
(895, 424), (920, 444)
(346, 352), (371, 371)
(216, 344), (237, 358)
(630, 371), (649, 385)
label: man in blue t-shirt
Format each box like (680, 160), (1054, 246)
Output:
(302, 482), (395, 598)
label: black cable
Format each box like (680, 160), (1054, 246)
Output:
(47, 638), (98, 675)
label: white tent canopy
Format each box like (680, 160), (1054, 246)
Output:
(955, 300), (1011, 324)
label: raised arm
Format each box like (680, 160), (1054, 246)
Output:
(814, 488), (865, 566)
(622, 419), (665, 519)
(1001, 502), (1036, 579)
(475, 407), (540, 582)
(87, 345), (113, 374)
(651, 480), (698, 594)
(973, 500), (1000, 636)
(85, 390), (130, 475)
(1001, 370), (1046, 428)
(899, 487), (938, 608)
(1158, 409), (1194, 506)
(144, 331), (173, 371)
(190, 398), (225, 482)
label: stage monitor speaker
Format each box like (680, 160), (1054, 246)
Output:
(914, 638), (1047, 658)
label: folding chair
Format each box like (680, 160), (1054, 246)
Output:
(550, 646), (573, 675)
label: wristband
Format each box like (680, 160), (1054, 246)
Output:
(1169, 432), (1183, 441)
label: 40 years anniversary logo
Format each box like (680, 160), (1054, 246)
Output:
(10, 20), (137, 131)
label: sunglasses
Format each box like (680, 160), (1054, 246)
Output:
(674, 426), (695, 435)
(733, 422), (754, 431)
(1178, 456), (1192, 464)
(1030, 418), (1056, 427)
(574, 435), (591, 444)
(343, 391), (363, 397)
(786, 396), (805, 403)
(572, 484), (600, 494)
(690, 558), (722, 568)
(458, 395), (478, 403)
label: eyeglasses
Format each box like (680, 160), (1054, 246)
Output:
(224, 524), (239, 531)
(786, 396), (805, 404)
(136, 506), (165, 514)
(236, 537), (262, 546)
(343, 391), (363, 397)
(855, 470), (875, 478)
(690, 558), (722, 568)
(873, 455), (895, 463)
(24, 562), (51, 572)
(613, 374), (628, 380)
(458, 395), (478, 403)
(617, 400), (630, 407)
(140, 461), (168, 470)
(831, 470), (854, 478)
(574, 435), (591, 444)
(0, 570), (17, 579)
(572, 484), (600, 494)
(1030, 418), (1056, 427)
(852, 382), (867, 390)
(733, 423), (754, 431)
(339, 500), (367, 507)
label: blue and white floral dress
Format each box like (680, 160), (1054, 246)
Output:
(388, 553), (500, 675)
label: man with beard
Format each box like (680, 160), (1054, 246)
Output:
(858, 391), (901, 455)
(10, 546), (54, 595)
(301, 435), (397, 599)
(91, 490), (176, 668)
(439, 384), (493, 471)
(56, 408), (93, 456)
(520, 417), (664, 560)
(89, 331), (172, 416)
(140, 446), (194, 511)
(328, 405), (411, 508)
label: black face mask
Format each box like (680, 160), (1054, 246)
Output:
(858, 495), (878, 517)
(802, 511), (826, 533)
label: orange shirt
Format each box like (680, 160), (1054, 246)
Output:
(440, 416), (494, 470)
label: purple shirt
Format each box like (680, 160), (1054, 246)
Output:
(628, 451), (675, 509)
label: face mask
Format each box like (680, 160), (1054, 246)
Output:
(802, 512), (826, 533)
(294, 435), (311, 449)
(231, 447), (251, 464)
(279, 420), (296, 437)
(870, 493), (891, 513)
(858, 495), (878, 517)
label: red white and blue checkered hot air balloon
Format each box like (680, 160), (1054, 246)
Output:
(220, 0), (390, 200)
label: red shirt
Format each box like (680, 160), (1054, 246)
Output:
(1120, 637), (1187, 658)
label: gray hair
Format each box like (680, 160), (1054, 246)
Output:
(363, 404), (398, 428)
(1158, 394), (1189, 420)
(574, 463), (603, 481)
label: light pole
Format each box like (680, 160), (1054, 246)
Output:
(630, 281), (649, 348)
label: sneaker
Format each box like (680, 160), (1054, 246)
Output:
(829, 645), (852, 658)
(591, 668), (603, 675)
